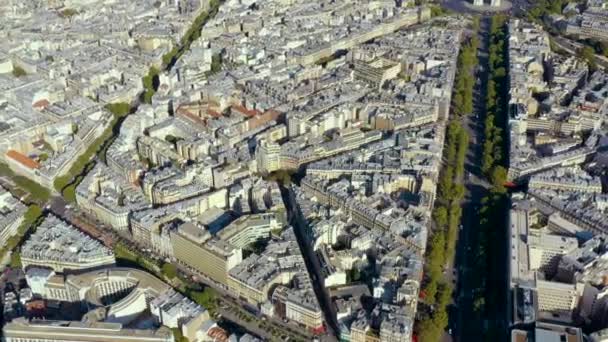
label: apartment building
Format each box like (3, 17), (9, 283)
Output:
(2, 319), (175, 342)
(171, 222), (242, 286)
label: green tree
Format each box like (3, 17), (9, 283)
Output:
(438, 169), (453, 200)
(494, 67), (506, 79)
(105, 102), (131, 117)
(142, 67), (160, 104)
(451, 183), (466, 201)
(188, 287), (218, 312)
(429, 5), (448, 17)
(579, 46), (598, 72)
(207, 54), (223, 75)
(432, 308), (449, 334)
(473, 296), (486, 313)
(171, 327), (189, 342)
(417, 318), (441, 342)
(600, 41), (608, 57)
(60, 8), (78, 17)
(436, 281), (453, 308)
(433, 206), (449, 228)
(490, 166), (508, 193)
(62, 183), (78, 203)
(162, 262), (178, 279)
(163, 47), (179, 67)
(10, 251), (21, 268)
(12, 66), (27, 77)
(424, 279), (438, 306)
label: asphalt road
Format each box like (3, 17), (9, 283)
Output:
(452, 15), (494, 342)
(48, 194), (329, 341)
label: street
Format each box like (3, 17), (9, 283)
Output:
(47, 194), (325, 341)
(551, 34), (608, 71)
(282, 186), (339, 341)
(452, 15), (494, 342)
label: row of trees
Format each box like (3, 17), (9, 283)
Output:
(0, 205), (44, 268)
(481, 15), (509, 188)
(12, 66), (27, 78)
(525, 1), (601, 73)
(469, 16), (511, 340)
(141, 66), (160, 104)
(417, 121), (469, 341)
(58, 0), (227, 202)
(416, 21), (482, 340)
(0, 163), (50, 203)
(143, 0), (223, 104)
(453, 32), (480, 117)
(579, 45), (599, 73)
(114, 239), (218, 308)
(526, 0), (571, 22)
(53, 103), (131, 202)
(470, 191), (509, 340)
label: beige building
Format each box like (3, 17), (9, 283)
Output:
(2, 319), (174, 342)
(0, 186), (26, 249)
(272, 285), (324, 331)
(217, 213), (282, 249)
(528, 233), (578, 276)
(20, 215), (116, 273)
(227, 268), (288, 306)
(350, 319), (380, 342)
(536, 279), (581, 323)
(171, 222), (242, 286)
(256, 138), (281, 173)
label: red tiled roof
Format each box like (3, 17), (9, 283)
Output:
(232, 105), (260, 117)
(177, 109), (208, 127)
(207, 109), (221, 118)
(6, 150), (40, 169)
(207, 327), (228, 342)
(32, 99), (50, 110)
